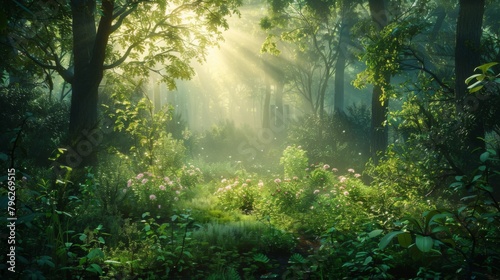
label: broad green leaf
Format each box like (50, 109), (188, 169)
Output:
(480, 151), (490, 162)
(87, 248), (104, 260)
(431, 226), (450, 234)
(368, 229), (383, 238)
(363, 256), (373, 266)
(88, 263), (103, 275)
(397, 232), (412, 248)
(415, 235), (433, 252)
(378, 230), (404, 250)
(79, 233), (87, 242)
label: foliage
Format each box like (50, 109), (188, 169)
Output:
(104, 80), (186, 174)
(215, 177), (262, 213)
(286, 106), (370, 172)
(377, 149), (500, 278)
(254, 164), (370, 234)
(126, 171), (185, 217)
(0, 85), (69, 167)
(279, 145), (308, 179)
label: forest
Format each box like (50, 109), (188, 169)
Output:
(1, 0), (500, 279)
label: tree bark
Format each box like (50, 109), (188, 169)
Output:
(68, 0), (114, 167)
(455, 0), (485, 171)
(333, 1), (352, 114)
(368, 0), (390, 164)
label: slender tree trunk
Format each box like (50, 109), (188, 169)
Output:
(455, 0), (485, 171)
(274, 81), (284, 130)
(368, 0), (390, 164)
(334, 50), (345, 114)
(262, 81), (271, 129)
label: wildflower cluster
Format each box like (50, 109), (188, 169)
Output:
(215, 177), (261, 213)
(127, 172), (184, 214)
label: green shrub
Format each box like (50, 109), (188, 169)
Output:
(280, 145), (308, 179)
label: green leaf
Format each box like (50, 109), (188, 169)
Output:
(415, 235), (433, 252)
(368, 229), (383, 238)
(397, 232), (412, 248)
(79, 233), (87, 242)
(378, 230), (404, 250)
(104, 260), (121, 264)
(475, 62), (498, 73)
(289, 253), (307, 264)
(465, 73), (483, 84)
(472, 175), (482, 182)
(431, 226), (450, 234)
(253, 253), (270, 263)
(480, 151), (490, 162)
(87, 248), (104, 260)
(363, 256), (373, 266)
(468, 84), (483, 93)
(87, 263), (103, 275)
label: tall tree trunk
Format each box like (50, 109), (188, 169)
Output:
(68, 0), (113, 167)
(368, 0), (390, 164)
(333, 1), (352, 114)
(334, 49), (346, 114)
(455, 0), (485, 171)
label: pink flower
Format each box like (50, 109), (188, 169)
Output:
(141, 178), (148, 184)
(343, 191), (349, 196)
(354, 173), (361, 178)
(136, 173), (144, 180)
(242, 183), (248, 187)
(313, 190), (320, 195)
(347, 168), (355, 173)
(323, 164), (330, 170)
(274, 178), (281, 184)
(221, 178), (227, 184)
(293, 176), (299, 181)
(332, 168), (338, 172)
(225, 185), (232, 190)
(127, 179), (132, 187)
(246, 179), (251, 183)
(174, 197), (179, 201)
(164, 177), (170, 182)
(159, 185), (166, 191)
(149, 194), (157, 200)
(258, 180), (264, 187)
(175, 190), (180, 195)
(339, 176), (347, 183)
